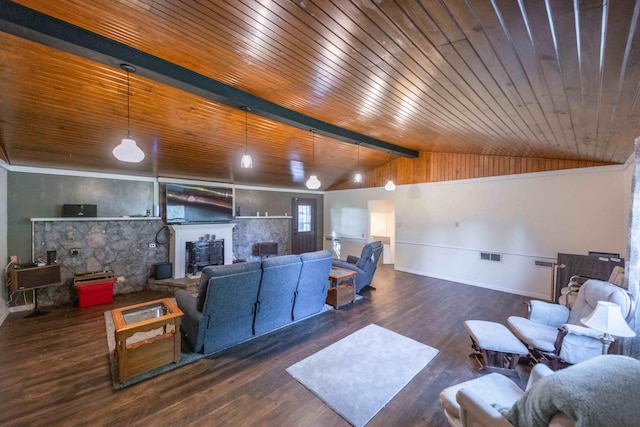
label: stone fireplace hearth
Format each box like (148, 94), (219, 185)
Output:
(169, 223), (234, 279)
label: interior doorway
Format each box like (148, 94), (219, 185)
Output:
(291, 197), (317, 254)
(369, 199), (395, 264)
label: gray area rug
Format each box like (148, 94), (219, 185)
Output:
(286, 324), (439, 427)
(104, 301), (336, 389)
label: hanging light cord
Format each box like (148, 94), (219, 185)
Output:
(245, 107), (248, 152)
(311, 130), (316, 167)
(126, 69), (131, 136)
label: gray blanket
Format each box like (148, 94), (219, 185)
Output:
(500, 355), (640, 427)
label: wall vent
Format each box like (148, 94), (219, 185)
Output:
(480, 252), (501, 262)
(535, 260), (554, 268)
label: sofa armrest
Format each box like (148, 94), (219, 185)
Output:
(176, 289), (204, 322)
(456, 388), (514, 427)
(528, 300), (570, 327)
(559, 323), (603, 339)
(345, 255), (360, 264)
(526, 363), (554, 391)
(332, 259), (364, 274)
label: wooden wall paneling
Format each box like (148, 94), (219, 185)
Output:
(327, 150), (613, 190)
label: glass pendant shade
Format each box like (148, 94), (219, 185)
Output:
(240, 153), (253, 168)
(306, 174), (321, 190)
(354, 172), (363, 183)
(114, 64), (144, 163)
(306, 130), (321, 189)
(113, 136), (145, 163)
(384, 151), (395, 191)
(240, 106), (254, 168)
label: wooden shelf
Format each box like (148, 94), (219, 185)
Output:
(31, 217), (163, 222)
(235, 216), (292, 219)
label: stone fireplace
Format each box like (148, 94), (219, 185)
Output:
(169, 223), (235, 279)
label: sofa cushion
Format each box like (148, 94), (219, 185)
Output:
(294, 250), (333, 320)
(196, 262), (261, 312)
(254, 255), (302, 335)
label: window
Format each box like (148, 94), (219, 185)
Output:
(298, 205), (312, 232)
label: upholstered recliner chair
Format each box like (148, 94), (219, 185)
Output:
(331, 240), (382, 293)
(439, 355), (640, 427)
(507, 279), (635, 365)
(560, 266), (625, 307)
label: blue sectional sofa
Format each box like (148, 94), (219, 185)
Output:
(175, 250), (333, 354)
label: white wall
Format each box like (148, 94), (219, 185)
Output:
(0, 164), (8, 325)
(324, 165), (629, 300)
(323, 187), (394, 260)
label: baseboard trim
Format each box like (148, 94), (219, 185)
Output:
(9, 303), (34, 313)
(395, 266), (550, 301)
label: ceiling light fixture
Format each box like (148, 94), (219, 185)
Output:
(354, 143), (363, 184)
(306, 130), (321, 190)
(240, 106), (253, 169)
(112, 64), (145, 163)
(384, 151), (396, 191)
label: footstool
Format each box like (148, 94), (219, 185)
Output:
(463, 320), (528, 376)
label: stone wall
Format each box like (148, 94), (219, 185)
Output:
(31, 219), (168, 307)
(26, 218), (293, 307)
(233, 218), (291, 262)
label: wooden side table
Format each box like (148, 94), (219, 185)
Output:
(327, 268), (357, 308)
(111, 298), (183, 383)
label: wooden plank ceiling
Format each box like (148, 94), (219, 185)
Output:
(1, 0), (638, 190)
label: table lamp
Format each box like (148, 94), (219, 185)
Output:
(581, 301), (636, 355)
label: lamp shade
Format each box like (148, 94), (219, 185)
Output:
(240, 153), (253, 169)
(384, 180), (396, 191)
(306, 174), (321, 190)
(112, 137), (145, 163)
(354, 172), (363, 183)
(581, 301), (636, 337)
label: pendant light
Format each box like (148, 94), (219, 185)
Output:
(306, 130), (321, 190)
(112, 64), (145, 163)
(354, 143), (363, 184)
(384, 151), (396, 191)
(240, 106), (253, 168)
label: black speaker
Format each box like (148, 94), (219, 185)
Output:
(62, 204), (97, 217)
(153, 262), (172, 280)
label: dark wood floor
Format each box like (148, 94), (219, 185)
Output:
(0, 266), (529, 426)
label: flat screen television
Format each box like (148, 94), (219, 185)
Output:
(164, 183), (234, 224)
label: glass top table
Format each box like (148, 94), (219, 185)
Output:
(111, 298), (183, 383)
(121, 300), (171, 325)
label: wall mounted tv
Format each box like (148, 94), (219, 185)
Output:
(164, 183), (234, 224)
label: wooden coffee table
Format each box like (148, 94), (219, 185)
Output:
(327, 268), (357, 308)
(111, 298), (183, 383)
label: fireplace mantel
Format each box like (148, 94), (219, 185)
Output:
(169, 223), (235, 279)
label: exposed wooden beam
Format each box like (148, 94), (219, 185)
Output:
(0, 0), (418, 158)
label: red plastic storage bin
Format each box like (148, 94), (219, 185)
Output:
(74, 278), (116, 308)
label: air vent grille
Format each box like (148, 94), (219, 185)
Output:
(480, 252), (501, 262)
